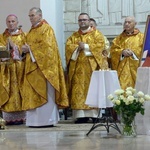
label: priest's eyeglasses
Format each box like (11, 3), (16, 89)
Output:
(78, 19), (89, 22)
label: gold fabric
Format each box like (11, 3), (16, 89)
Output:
(66, 29), (107, 109)
(110, 29), (144, 90)
(104, 36), (110, 51)
(0, 29), (26, 112)
(22, 20), (69, 110)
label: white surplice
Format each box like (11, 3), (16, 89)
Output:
(26, 81), (60, 126)
(73, 109), (98, 120)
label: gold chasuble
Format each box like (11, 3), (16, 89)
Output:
(0, 29), (26, 112)
(22, 20), (68, 110)
(110, 29), (144, 90)
(66, 28), (107, 110)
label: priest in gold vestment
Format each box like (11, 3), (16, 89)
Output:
(0, 14), (26, 125)
(110, 16), (144, 90)
(89, 18), (110, 54)
(65, 13), (108, 123)
(21, 7), (68, 127)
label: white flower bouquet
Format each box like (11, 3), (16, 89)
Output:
(108, 87), (150, 136)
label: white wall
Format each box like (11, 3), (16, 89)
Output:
(0, 0), (40, 32)
(0, 0), (65, 67)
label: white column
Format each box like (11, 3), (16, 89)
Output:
(40, 0), (65, 67)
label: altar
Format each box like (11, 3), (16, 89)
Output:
(135, 67), (150, 135)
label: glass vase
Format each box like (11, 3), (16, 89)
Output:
(119, 111), (137, 137)
(121, 120), (137, 137)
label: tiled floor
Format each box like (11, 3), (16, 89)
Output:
(0, 121), (150, 150)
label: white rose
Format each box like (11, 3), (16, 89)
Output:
(126, 90), (132, 96)
(144, 94), (150, 101)
(137, 91), (144, 97)
(120, 95), (125, 100)
(112, 99), (116, 104)
(123, 98), (127, 102)
(132, 89), (136, 94)
(115, 100), (121, 105)
(126, 87), (133, 91)
(125, 101), (130, 105)
(139, 98), (145, 104)
(108, 94), (114, 100)
(126, 87), (136, 94)
(114, 89), (124, 95)
(127, 95), (134, 101)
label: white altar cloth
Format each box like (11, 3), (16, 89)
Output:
(135, 67), (150, 135)
(85, 70), (120, 108)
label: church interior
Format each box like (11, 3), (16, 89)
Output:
(1, 0), (150, 150)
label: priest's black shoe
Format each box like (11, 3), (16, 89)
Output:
(92, 117), (106, 123)
(74, 117), (89, 124)
(29, 125), (54, 128)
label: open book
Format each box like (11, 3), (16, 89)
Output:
(0, 46), (10, 58)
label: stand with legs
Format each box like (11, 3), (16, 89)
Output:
(85, 71), (122, 136)
(86, 108), (121, 136)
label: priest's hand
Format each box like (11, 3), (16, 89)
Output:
(122, 49), (133, 57)
(22, 44), (29, 54)
(78, 42), (85, 51)
(102, 50), (108, 57)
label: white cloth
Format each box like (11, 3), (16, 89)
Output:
(28, 46), (36, 62)
(73, 109), (98, 120)
(135, 67), (150, 135)
(71, 48), (79, 61)
(2, 111), (26, 122)
(84, 44), (92, 56)
(26, 82), (60, 126)
(120, 52), (138, 61)
(85, 70), (120, 108)
(71, 44), (92, 61)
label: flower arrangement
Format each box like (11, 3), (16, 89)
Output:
(108, 87), (150, 136)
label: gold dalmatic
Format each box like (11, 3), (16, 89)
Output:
(22, 20), (69, 110)
(65, 28), (107, 109)
(0, 29), (26, 112)
(110, 29), (144, 90)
